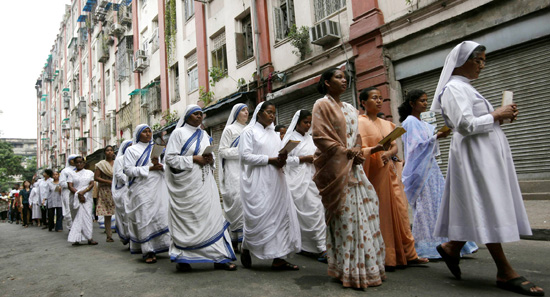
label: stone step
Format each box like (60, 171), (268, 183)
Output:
(523, 192), (550, 200)
(519, 180), (550, 194)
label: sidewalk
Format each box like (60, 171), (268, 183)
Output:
(521, 200), (550, 241)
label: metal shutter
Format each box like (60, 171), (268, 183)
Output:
(400, 37), (550, 180)
(277, 88), (354, 126)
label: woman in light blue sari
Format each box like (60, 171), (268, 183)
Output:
(399, 89), (478, 259)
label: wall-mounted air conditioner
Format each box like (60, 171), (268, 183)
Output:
(310, 20), (341, 46)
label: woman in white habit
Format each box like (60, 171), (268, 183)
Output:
(218, 103), (249, 249)
(124, 124), (171, 264)
(239, 101), (301, 270)
(165, 104), (237, 272)
(59, 154), (78, 230)
(432, 41), (543, 296)
(67, 156), (98, 245)
(282, 109), (326, 257)
(111, 140), (132, 244)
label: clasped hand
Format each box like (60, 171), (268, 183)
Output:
(269, 153), (287, 168)
(193, 153), (214, 166)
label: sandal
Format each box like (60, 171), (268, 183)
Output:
(106, 237), (114, 242)
(241, 249), (252, 268)
(317, 251), (328, 263)
(214, 262), (237, 271)
(437, 244), (461, 280)
(271, 260), (299, 271)
(176, 263), (192, 272)
(408, 257), (429, 265)
(72, 242), (81, 246)
(88, 240), (99, 245)
(144, 253), (157, 264)
(497, 276), (544, 296)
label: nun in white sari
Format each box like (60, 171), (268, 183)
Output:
(59, 154), (78, 230)
(112, 140), (132, 244)
(165, 105), (237, 272)
(218, 103), (248, 246)
(282, 110), (326, 255)
(124, 124), (171, 263)
(239, 101), (301, 270)
(67, 156), (97, 245)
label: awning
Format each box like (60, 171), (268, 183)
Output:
(202, 91), (255, 113)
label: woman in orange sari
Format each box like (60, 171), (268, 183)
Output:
(358, 87), (428, 271)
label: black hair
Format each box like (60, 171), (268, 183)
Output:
(44, 169), (53, 178)
(73, 156), (84, 163)
(258, 101), (275, 114)
(358, 87), (380, 110)
(468, 45), (486, 60)
(296, 110), (312, 128)
(275, 124), (286, 132)
(104, 145), (115, 153)
(317, 68), (348, 95)
(398, 89), (427, 122)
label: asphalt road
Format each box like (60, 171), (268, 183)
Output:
(0, 222), (548, 297)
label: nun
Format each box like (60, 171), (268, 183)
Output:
(432, 41), (543, 296)
(164, 105), (237, 272)
(111, 140), (132, 244)
(59, 154), (78, 230)
(282, 110), (326, 257)
(218, 103), (249, 249)
(124, 124), (171, 263)
(239, 101), (301, 270)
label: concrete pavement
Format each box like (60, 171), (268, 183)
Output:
(0, 222), (548, 297)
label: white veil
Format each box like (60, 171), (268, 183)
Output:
(431, 41), (481, 112)
(176, 104), (202, 128)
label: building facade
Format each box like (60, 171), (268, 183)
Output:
(36, 0), (381, 171)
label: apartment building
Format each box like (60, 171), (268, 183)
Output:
(36, 0), (379, 170)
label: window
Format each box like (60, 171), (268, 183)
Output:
(105, 70), (111, 96)
(211, 31), (227, 73)
(314, 0), (346, 22)
(236, 15), (254, 64)
(187, 51), (198, 93)
(273, 0), (295, 41)
(184, 0), (194, 21)
(171, 63), (180, 103)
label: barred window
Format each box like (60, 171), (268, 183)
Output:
(314, 0), (346, 22)
(211, 31), (227, 73)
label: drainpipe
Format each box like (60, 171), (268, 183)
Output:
(251, 0), (261, 103)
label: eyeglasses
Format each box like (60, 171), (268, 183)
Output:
(472, 58), (486, 66)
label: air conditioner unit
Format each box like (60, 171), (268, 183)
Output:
(63, 93), (71, 109)
(111, 23), (125, 36)
(135, 50), (147, 58)
(140, 91), (149, 107)
(120, 11), (132, 26)
(78, 99), (87, 118)
(133, 57), (150, 73)
(61, 122), (71, 130)
(310, 20), (341, 46)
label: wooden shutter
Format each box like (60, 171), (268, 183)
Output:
(235, 33), (246, 64)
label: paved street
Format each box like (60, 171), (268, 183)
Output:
(0, 222), (548, 297)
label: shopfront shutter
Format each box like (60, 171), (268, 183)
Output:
(400, 37), (550, 180)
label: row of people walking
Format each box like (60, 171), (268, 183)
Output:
(24, 40), (543, 296)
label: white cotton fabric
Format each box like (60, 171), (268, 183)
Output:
(60, 154), (78, 229)
(176, 104), (202, 128)
(431, 41), (480, 113)
(67, 169), (95, 243)
(218, 103), (248, 242)
(434, 75), (532, 243)
(39, 177), (54, 207)
(284, 111), (326, 253)
(239, 103), (301, 259)
(112, 140), (132, 243)
(124, 127), (171, 256)
(165, 118), (236, 264)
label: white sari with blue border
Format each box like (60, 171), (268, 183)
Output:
(165, 123), (236, 264)
(124, 133), (171, 257)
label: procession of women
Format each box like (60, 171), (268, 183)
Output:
(7, 41), (542, 296)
